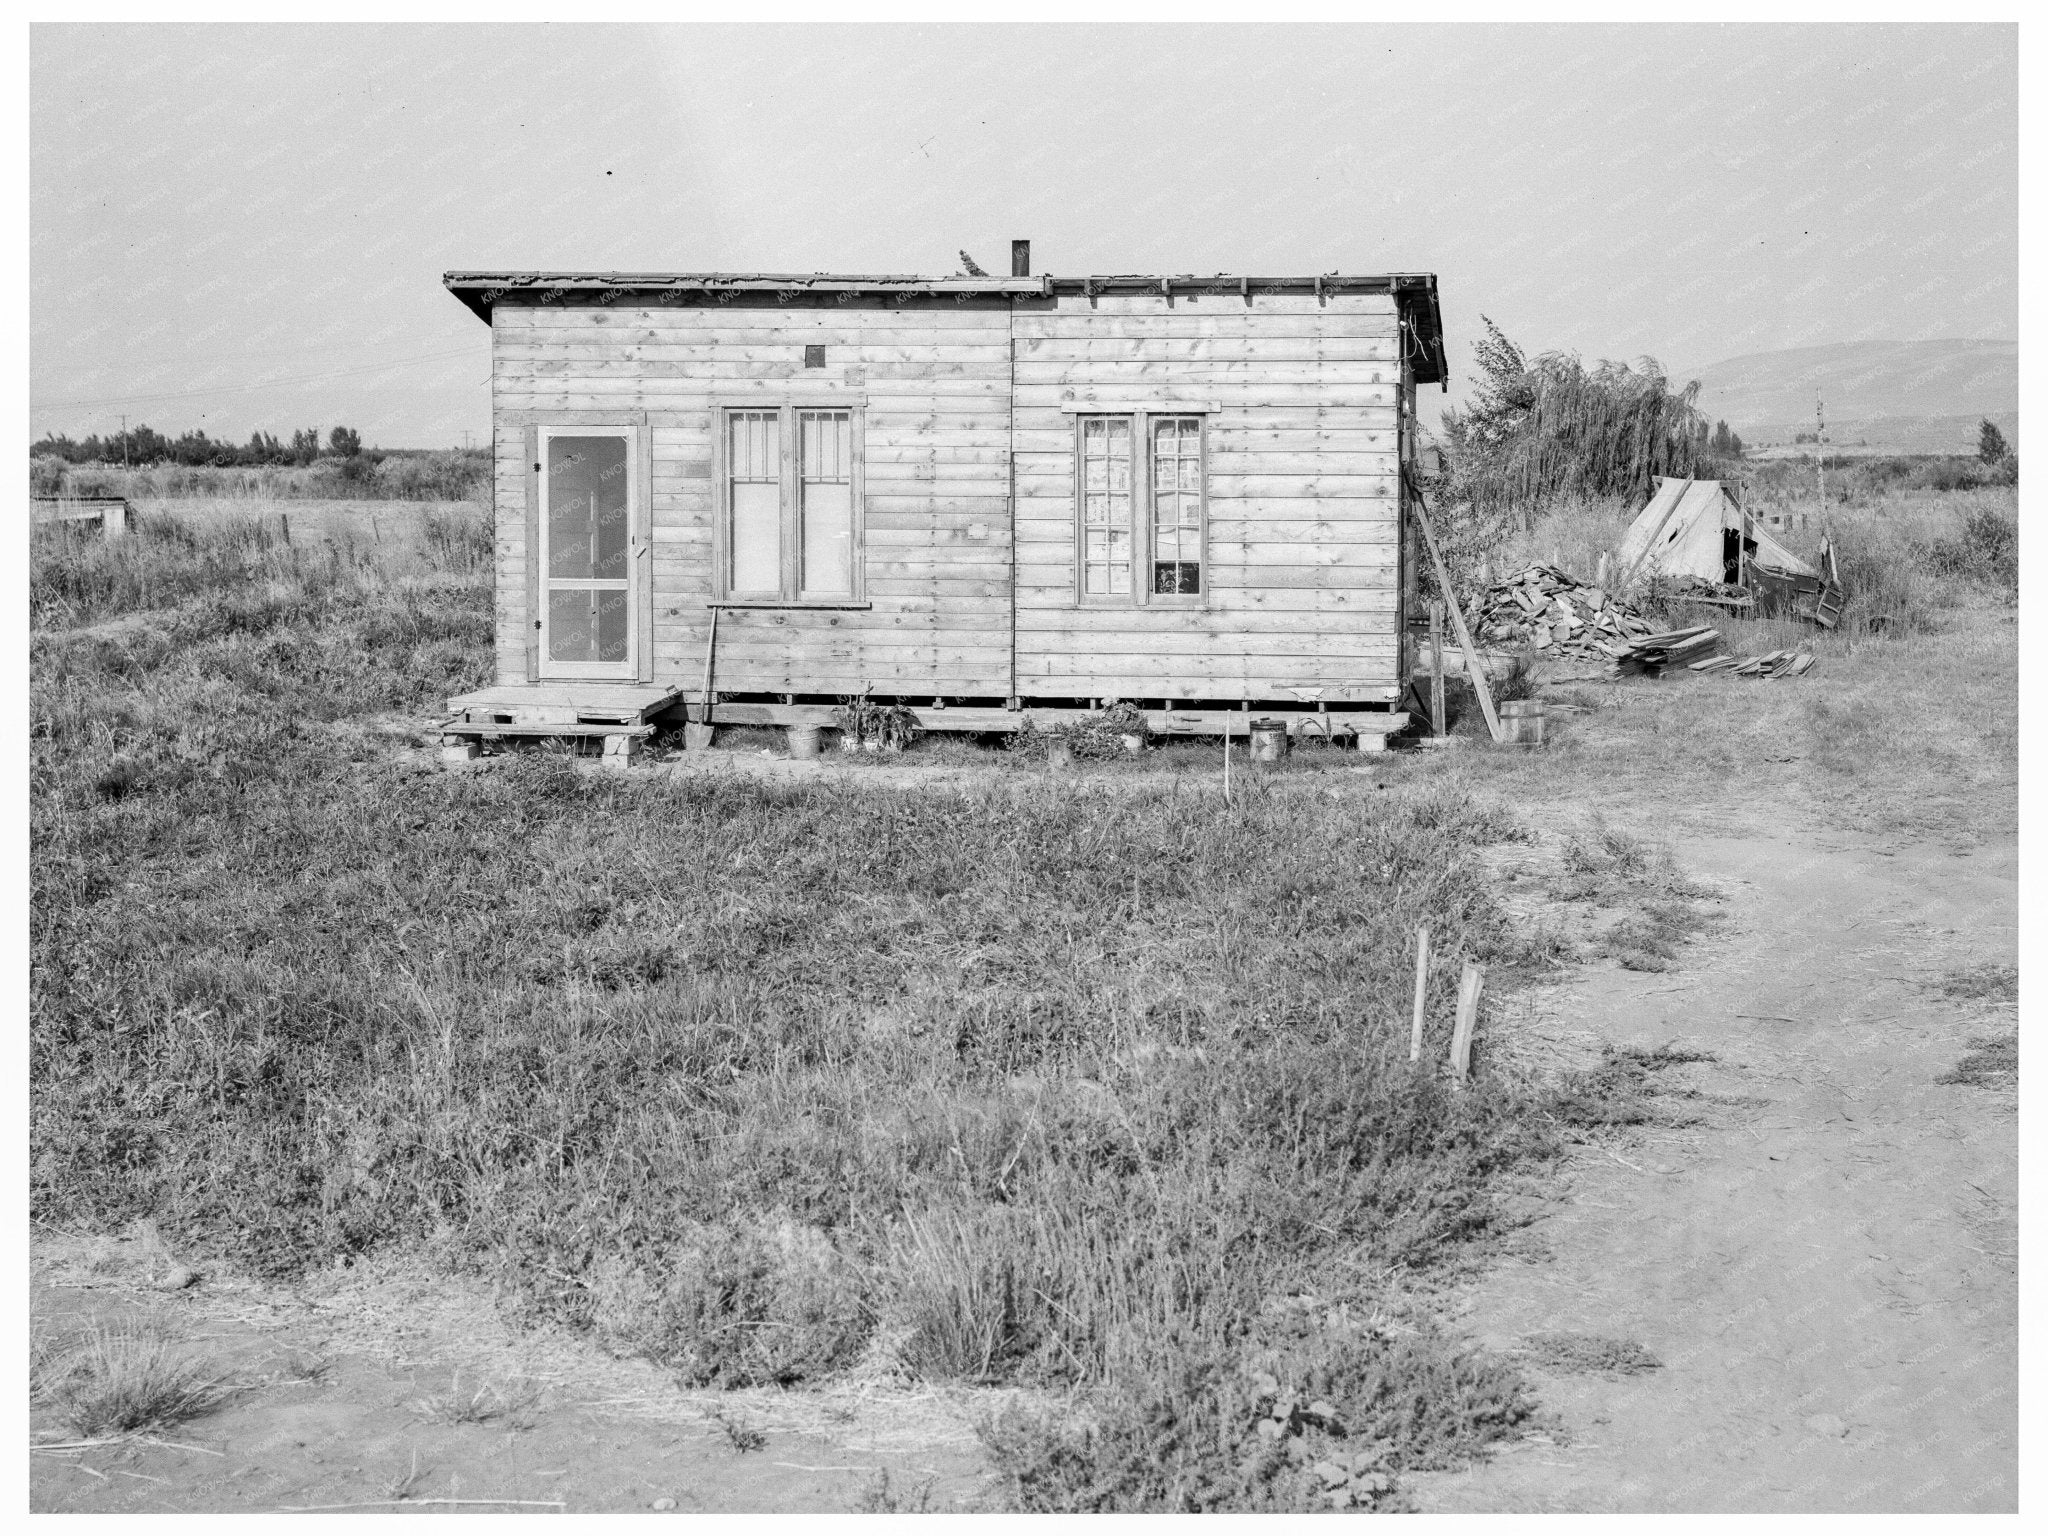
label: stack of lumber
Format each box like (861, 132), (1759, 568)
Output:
(1474, 564), (1656, 660)
(1691, 650), (1816, 679)
(1612, 625), (1724, 676)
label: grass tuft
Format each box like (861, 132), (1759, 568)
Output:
(1519, 1331), (1662, 1376)
(1548, 1044), (1715, 1128)
(48, 1317), (231, 1439)
(1939, 963), (2018, 1003)
(1937, 1035), (2017, 1089)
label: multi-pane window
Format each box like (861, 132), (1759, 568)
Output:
(1151, 416), (1203, 594)
(1080, 417), (1134, 596)
(722, 405), (862, 601)
(800, 411), (854, 598)
(728, 411), (781, 595)
(1076, 412), (1205, 602)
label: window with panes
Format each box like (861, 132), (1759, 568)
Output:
(721, 405), (862, 602)
(1076, 412), (1206, 602)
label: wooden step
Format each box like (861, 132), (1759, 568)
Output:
(439, 721), (656, 740)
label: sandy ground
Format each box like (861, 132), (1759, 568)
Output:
(30, 1244), (1001, 1513)
(30, 759), (2018, 1513)
(1411, 825), (2018, 1512)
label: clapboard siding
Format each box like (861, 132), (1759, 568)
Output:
(487, 288), (1414, 705)
(492, 305), (1015, 697)
(1008, 292), (1404, 701)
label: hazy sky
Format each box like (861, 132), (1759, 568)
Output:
(31, 23), (2017, 448)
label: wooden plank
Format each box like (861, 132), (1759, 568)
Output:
(1016, 336), (1401, 361)
(1010, 314), (1399, 340)
(443, 722), (655, 739)
(1040, 293), (1396, 316)
(1015, 673), (1400, 697)
(504, 307), (1016, 332)
(1450, 962), (1483, 1085)
(1016, 362), (1398, 387)
(497, 341), (1011, 364)
(1410, 489), (1503, 744)
(1410, 927), (1430, 1062)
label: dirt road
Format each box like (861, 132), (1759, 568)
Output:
(1412, 828), (2019, 1512)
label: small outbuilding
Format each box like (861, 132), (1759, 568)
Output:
(437, 250), (1448, 757)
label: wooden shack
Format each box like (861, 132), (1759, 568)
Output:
(440, 249), (1446, 758)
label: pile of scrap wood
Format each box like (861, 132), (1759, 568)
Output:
(1612, 625), (1724, 675)
(1691, 650), (1817, 679)
(1474, 564), (1657, 660)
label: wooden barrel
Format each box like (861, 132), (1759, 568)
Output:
(1499, 699), (1546, 747)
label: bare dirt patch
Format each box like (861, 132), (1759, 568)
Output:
(1405, 828), (2018, 1512)
(30, 1236), (996, 1513)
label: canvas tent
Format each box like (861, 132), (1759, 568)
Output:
(1617, 476), (1818, 586)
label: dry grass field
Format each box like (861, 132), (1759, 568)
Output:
(29, 488), (2016, 1511)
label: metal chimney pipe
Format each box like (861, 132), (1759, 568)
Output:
(1011, 240), (1030, 277)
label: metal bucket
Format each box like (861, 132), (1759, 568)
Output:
(1248, 718), (1291, 763)
(1499, 699), (1546, 747)
(787, 724), (823, 760)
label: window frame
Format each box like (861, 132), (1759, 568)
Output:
(1070, 408), (1210, 609)
(712, 398), (868, 607)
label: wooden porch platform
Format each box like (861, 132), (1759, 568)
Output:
(445, 683), (682, 727)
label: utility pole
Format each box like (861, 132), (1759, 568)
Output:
(119, 415), (129, 468)
(1818, 391), (1835, 524)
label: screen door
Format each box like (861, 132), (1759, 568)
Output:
(539, 428), (636, 678)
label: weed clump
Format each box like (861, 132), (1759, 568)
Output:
(38, 1318), (230, 1439)
(1519, 1332), (1661, 1376)
(1940, 963), (2018, 1003)
(1549, 1044), (1715, 1128)
(1557, 821), (1716, 970)
(980, 1325), (1539, 1512)
(1937, 1034), (2017, 1089)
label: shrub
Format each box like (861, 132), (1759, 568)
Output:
(589, 1215), (867, 1387)
(1926, 502), (2017, 592)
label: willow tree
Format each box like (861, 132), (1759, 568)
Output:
(1439, 317), (1712, 533)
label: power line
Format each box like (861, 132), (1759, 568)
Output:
(34, 346), (482, 412)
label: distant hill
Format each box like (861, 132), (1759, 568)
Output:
(1679, 338), (2016, 454)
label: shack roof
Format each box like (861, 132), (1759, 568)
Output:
(443, 269), (1448, 383)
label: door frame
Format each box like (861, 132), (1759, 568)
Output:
(525, 418), (653, 683)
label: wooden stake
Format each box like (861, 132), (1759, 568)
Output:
(1408, 483), (1504, 743)
(1222, 726), (1231, 804)
(1450, 962), (1483, 1084)
(1428, 600), (1446, 737)
(1410, 927), (1430, 1061)
(278, 513), (291, 546)
(698, 604), (721, 729)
